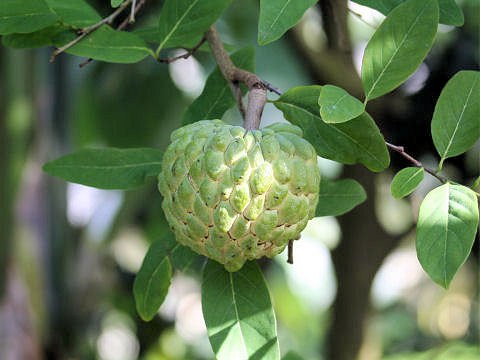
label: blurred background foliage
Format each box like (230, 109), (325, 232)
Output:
(0, 0), (478, 359)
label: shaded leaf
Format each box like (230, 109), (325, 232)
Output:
(111, 0), (123, 8)
(202, 261), (280, 360)
(416, 184), (479, 288)
(43, 147), (163, 190)
(318, 85), (365, 124)
(156, 0), (233, 53)
(431, 71), (480, 170)
(182, 47), (255, 125)
(162, 235), (203, 274)
(282, 351), (304, 360)
(132, 26), (163, 43)
(472, 176), (480, 191)
(71, 63), (185, 149)
(361, 0), (438, 101)
(45, 0), (101, 28)
(274, 86), (390, 172)
(352, 0), (464, 26)
(391, 167), (424, 198)
(54, 25), (153, 63)
(316, 178), (367, 217)
(134, 238), (173, 321)
(352, 0), (403, 15)
(437, 0), (465, 27)
(0, 0), (57, 35)
(2, 24), (64, 48)
(258, 0), (316, 45)
(133, 26), (235, 51)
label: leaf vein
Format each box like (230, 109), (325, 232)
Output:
(440, 76), (478, 162)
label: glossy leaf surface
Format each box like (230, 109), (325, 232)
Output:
(315, 178), (367, 217)
(431, 71), (480, 169)
(352, 0), (464, 26)
(258, 0), (316, 45)
(43, 148), (163, 190)
(2, 24), (63, 48)
(391, 167), (424, 199)
(54, 25), (152, 63)
(361, 0), (438, 101)
(274, 86), (389, 172)
(318, 85), (365, 124)
(134, 238), (173, 321)
(202, 261), (280, 360)
(45, 0), (101, 28)
(0, 0), (57, 35)
(157, 0), (232, 52)
(416, 184), (479, 288)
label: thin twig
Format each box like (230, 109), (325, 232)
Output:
(287, 240), (294, 264)
(79, 0), (147, 68)
(262, 80), (283, 95)
(157, 36), (207, 64)
(118, 0), (145, 30)
(50, 0), (133, 63)
(386, 142), (447, 183)
(130, 0), (137, 23)
(78, 57), (93, 68)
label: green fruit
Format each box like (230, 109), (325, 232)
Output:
(158, 120), (320, 271)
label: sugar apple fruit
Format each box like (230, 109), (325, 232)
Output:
(158, 120), (320, 271)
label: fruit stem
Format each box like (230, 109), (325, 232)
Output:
(204, 25), (269, 130)
(287, 240), (294, 264)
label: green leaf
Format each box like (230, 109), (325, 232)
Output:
(132, 26), (162, 43)
(133, 26), (235, 51)
(2, 24), (64, 48)
(361, 0), (438, 101)
(53, 25), (153, 63)
(352, 0), (464, 26)
(391, 167), (424, 199)
(182, 47), (255, 125)
(258, 0), (316, 45)
(472, 176), (480, 191)
(0, 0), (58, 35)
(437, 0), (464, 27)
(274, 86), (390, 172)
(45, 0), (101, 28)
(352, 0), (403, 15)
(282, 351), (304, 360)
(43, 148), (163, 190)
(202, 260), (280, 360)
(315, 178), (367, 217)
(111, 0), (123, 8)
(416, 183), (479, 288)
(431, 71), (480, 170)
(318, 85), (365, 124)
(162, 235), (202, 274)
(156, 0), (233, 54)
(134, 238), (173, 321)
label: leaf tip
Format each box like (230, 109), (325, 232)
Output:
(137, 309), (155, 322)
(257, 35), (269, 46)
(42, 161), (53, 174)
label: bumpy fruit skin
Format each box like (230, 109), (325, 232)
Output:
(158, 120), (320, 271)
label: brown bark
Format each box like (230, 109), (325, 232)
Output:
(327, 165), (402, 360)
(0, 268), (43, 360)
